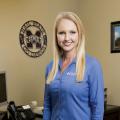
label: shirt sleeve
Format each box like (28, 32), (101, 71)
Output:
(43, 63), (52, 120)
(88, 59), (104, 120)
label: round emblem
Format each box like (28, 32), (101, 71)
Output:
(19, 20), (47, 58)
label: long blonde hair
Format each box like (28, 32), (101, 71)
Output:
(47, 12), (86, 84)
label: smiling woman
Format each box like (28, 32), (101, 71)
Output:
(43, 12), (104, 120)
(57, 18), (78, 54)
(56, 18), (79, 72)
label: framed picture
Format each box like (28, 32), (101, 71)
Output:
(111, 21), (120, 53)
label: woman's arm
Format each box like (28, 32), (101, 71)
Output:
(89, 59), (104, 120)
(43, 63), (52, 120)
(43, 84), (51, 120)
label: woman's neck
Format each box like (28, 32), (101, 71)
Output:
(61, 50), (76, 73)
(62, 54), (75, 63)
(62, 50), (77, 62)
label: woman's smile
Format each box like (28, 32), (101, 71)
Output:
(63, 41), (73, 46)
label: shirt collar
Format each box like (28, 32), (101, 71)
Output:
(58, 57), (76, 70)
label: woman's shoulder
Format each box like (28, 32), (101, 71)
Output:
(46, 60), (53, 71)
(86, 53), (101, 68)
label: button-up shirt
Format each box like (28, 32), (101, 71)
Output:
(43, 54), (104, 120)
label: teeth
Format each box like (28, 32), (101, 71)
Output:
(64, 42), (72, 46)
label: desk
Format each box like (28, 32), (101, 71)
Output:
(104, 105), (120, 120)
(0, 111), (43, 120)
(35, 117), (42, 120)
(0, 111), (8, 120)
(34, 113), (43, 120)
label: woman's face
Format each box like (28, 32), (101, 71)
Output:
(57, 18), (79, 54)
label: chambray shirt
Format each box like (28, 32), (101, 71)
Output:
(43, 54), (104, 120)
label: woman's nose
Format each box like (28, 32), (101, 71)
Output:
(65, 34), (69, 40)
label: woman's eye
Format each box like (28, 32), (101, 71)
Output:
(70, 31), (76, 34)
(58, 32), (65, 35)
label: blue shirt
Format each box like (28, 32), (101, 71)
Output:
(43, 54), (104, 120)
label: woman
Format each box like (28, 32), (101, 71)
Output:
(43, 12), (104, 120)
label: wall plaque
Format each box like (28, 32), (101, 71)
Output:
(19, 20), (47, 57)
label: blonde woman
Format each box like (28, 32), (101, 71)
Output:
(43, 12), (104, 120)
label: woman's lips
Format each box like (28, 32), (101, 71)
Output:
(63, 42), (72, 46)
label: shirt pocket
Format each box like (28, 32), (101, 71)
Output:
(71, 79), (89, 101)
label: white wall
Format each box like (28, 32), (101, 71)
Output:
(0, 0), (80, 106)
(78, 0), (120, 105)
